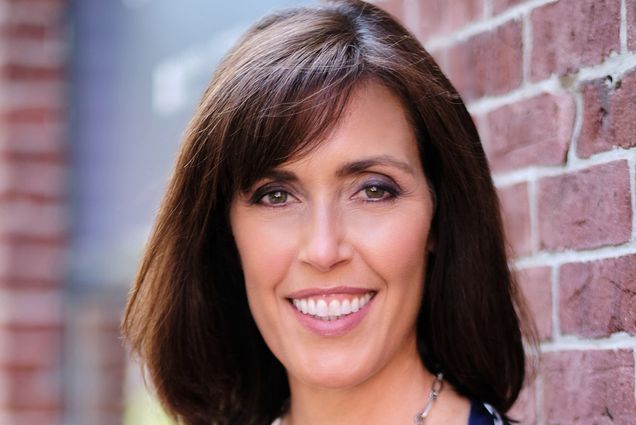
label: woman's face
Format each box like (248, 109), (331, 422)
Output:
(230, 82), (435, 390)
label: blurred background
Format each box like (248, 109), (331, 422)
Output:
(1, 0), (635, 424)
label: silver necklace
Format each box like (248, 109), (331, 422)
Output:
(414, 372), (444, 424)
(277, 372), (444, 425)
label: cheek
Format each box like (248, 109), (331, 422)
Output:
(231, 214), (297, 301)
(349, 206), (432, 282)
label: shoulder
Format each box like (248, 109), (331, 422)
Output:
(469, 400), (508, 425)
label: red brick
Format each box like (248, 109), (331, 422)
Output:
(0, 240), (66, 286)
(531, 0), (621, 81)
(0, 200), (65, 239)
(578, 70), (636, 158)
(374, 0), (405, 23)
(0, 23), (61, 40)
(484, 92), (574, 172)
(538, 161), (632, 250)
(447, 20), (522, 100)
(0, 242), (66, 282)
(417, 0), (484, 40)
(0, 121), (64, 155)
(498, 182), (532, 256)
(0, 288), (62, 326)
(542, 350), (636, 425)
(0, 161), (65, 199)
(0, 37), (64, 69)
(428, 47), (447, 72)
(492, 0), (527, 15)
(0, 65), (64, 81)
(508, 380), (536, 424)
(517, 266), (552, 341)
(0, 81), (63, 111)
(0, 368), (61, 409)
(560, 255), (636, 337)
(0, 1), (67, 423)
(0, 1), (65, 28)
(0, 327), (60, 368)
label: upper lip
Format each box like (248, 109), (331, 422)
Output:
(286, 286), (376, 299)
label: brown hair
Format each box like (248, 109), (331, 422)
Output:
(122, 1), (537, 424)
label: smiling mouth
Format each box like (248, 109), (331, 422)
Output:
(289, 292), (376, 321)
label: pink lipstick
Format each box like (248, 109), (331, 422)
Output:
(286, 287), (376, 336)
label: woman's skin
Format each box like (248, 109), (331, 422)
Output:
(230, 81), (470, 425)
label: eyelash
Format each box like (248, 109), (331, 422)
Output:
(249, 180), (401, 207)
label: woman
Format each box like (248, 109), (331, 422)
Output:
(122, 1), (537, 424)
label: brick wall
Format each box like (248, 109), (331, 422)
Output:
(375, 0), (636, 424)
(0, 1), (67, 425)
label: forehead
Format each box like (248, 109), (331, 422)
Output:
(276, 81), (421, 175)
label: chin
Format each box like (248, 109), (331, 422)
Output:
(291, 348), (379, 390)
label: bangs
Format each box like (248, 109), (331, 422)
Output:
(213, 8), (367, 195)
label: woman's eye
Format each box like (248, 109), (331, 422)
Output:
(364, 185), (387, 199)
(358, 183), (397, 201)
(260, 190), (290, 206)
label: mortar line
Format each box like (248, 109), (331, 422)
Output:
(483, 0), (493, 19)
(621, 0), (628, 53)
(425, 0), (558, 50)
(493, 148), (635, 187)
(469, 52), (636, 115)
(403, 0), (420, 36)
(528, 173), (540, 255)
(522, 13), (533, 84)
(550, 265), (560, 340)
(540, 332), (636, 351)
(513, 242), (636, 269)
(565, 90), (584, 165)
(467, 77), (561, 114)
(576, 51), (636, 82)
(628, 153), (636, 242)
(633, 348), (636, 401)
(535, 373), (544, 425)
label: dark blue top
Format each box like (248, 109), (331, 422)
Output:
(469, 399), (505, 425)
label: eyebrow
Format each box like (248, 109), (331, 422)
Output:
(335, 155), (415, 177)
(258, 155), (415, 185)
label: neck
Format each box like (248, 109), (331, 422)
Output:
(284, 336), (435, 425)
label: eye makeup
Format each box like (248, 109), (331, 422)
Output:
(247, 183), (295, 206)
(352, 178), (402, 202)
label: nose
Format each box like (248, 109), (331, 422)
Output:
(298, 202), (352, 272)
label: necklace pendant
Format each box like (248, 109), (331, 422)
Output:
(413, 373), (444, 425)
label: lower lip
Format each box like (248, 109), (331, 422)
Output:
(288, 297), (374, 337)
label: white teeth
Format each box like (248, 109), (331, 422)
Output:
(351, 297), (360, 312)
(342, 299), (351, 315)
(291, 292), (374, 319)
(307, 299), (316, 315)
(328, 300), (340, 316)
(316, 299), (328, 318)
